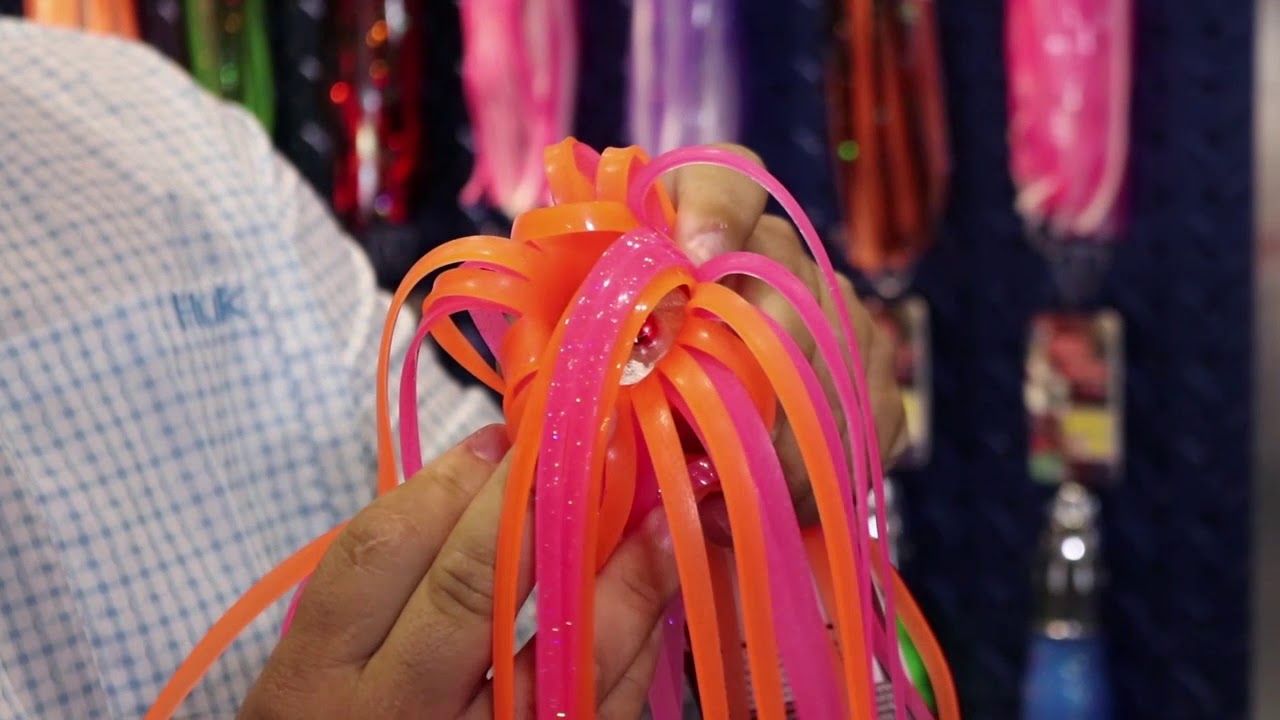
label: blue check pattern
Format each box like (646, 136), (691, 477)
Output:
(0, 20), (499, 718)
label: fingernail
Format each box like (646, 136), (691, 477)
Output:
(680, 228), (729, 266)
(463, 423), (511, 464)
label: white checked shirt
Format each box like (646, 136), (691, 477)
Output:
(0, 20), (499, 719)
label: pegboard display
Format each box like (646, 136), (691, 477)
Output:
(0, 2), (1254, 717)
(422, 2), (1255, 718)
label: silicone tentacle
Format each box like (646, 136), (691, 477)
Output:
(872, 552), (961, 720)
(532, 231), (693, 717)
(543, 137), (601, 206)
(376, 236), (535, 494)
(425, 267), (558, 389)
(698, 252), (887, 655)
(659, 358), (787, 720)
(634, 147), (907, 713)
(595, 394), (638, 568)
(800, 534), (939, 720)
(399, 295), (523, 477)
(707, 543), (753, 719)
(632, 381), (733, 719)
(691, 349), (849, 720)
(144, 524), (346, 719)
(688, 283), (875, 715)
(679, 317), (777, 429)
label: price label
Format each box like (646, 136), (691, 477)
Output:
(1024, 310), (1124, 485)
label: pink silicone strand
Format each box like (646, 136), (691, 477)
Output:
(534, 228), (693, 717)
(632, 146), (907, 715)
(646, 599), (688, 720)
(696, 253), (882, 660)
(459, 260), (520, 360)
(278, 576), (309, 638)
(399, 296), (522, 478)
(692, 350), (845, 720)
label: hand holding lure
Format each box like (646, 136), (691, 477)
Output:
(146, 140), (958, 720)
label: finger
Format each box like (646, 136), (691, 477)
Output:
(588, 510), (680, 701)
(774, 272), (910, 512)
(465, 510), (679, 717)
(361, 452), (535, 717)
(737, 218), (901, 518)
(731, 214), (820, 360)
(277, 424), (511, 670)
(665, 143), (769, 264)
(597, 625), (664, 720)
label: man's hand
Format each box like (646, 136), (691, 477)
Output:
(240, 424), (677, 719)
(665, 144), (908, 533)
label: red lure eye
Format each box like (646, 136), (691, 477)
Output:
(619, 290), (688, 387)
(635, 315), (660, 348)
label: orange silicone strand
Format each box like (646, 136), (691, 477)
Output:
(870, 547), (961, 720)
(375, 236), (528, 494)
(544, 138), (600, 204)
(661, 348), (787, 720)
(679, 317), (778, 431)
(689, 283), (876, 716)
(491, 378), (553, 718)
(498, 319), (551, 394)
(510, 201), (640, 247)
(593, 146), (677, 230)
(632, 382), (733, 720)
(595, 395), (637, 569)
(707, 545), (752, 720)
(596, 146), (652, 203)
(803, 527), (850, 681)
(424, 268), (559, 392)
(144, 523), (346, 719)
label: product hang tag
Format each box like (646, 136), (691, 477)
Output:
(1024, 310), (1125, 485)
(867, 294), (932, 469)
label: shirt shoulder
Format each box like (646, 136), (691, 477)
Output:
(0, 19), (289, 340)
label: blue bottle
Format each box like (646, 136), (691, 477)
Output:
(1021, 481), (1112, 720)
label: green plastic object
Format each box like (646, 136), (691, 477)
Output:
(183, 0), (276, 132)
(898, 617), (936, 711)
